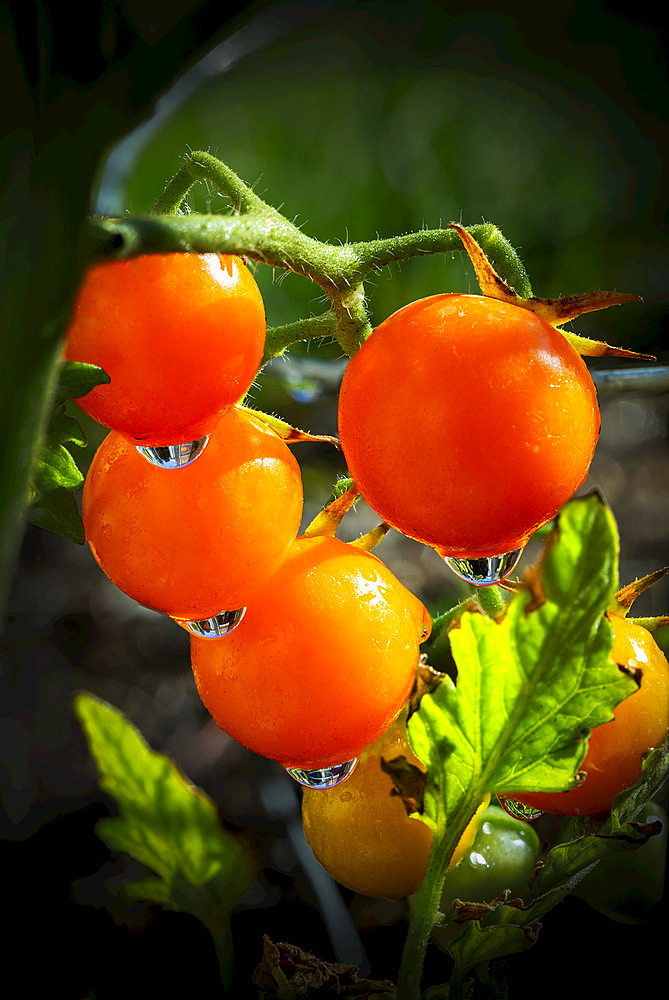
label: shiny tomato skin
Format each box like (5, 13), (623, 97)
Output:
(510, 615), (669, 816)
(65, 253), (266, 445)
(190, 536), (430, 769)
(82, 407), (303, 621)
(302, 716), (487, 898)
(338, 294), (600, 557)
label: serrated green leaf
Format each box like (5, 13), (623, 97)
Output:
(33, 442), (85, 492)
(526, 736), (669, 903)
(409, 496), (634, 819)
(401, 496), (639, 992)
(28, 487), (84, 543)
(447, 919), (539, 979)
(74, 692), (256, 930)
(55, 361), (110, 406)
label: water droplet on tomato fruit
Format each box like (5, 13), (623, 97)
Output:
(441, 547), (524, 586)
(498, 797), (542, 822)
(285, 759), (358, 789)
(136, 436), (209, 469)
(183, 607), (246, 638)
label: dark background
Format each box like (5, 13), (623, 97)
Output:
(1, 2), (668, 996)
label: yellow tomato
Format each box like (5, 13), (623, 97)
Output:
(302, 716), (488, 898)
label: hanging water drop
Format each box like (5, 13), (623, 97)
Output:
(440, 546), (524, 586)
(498, 797), (543, 822)
(182, 607), (246, 639)
(285, 759), (358, 789)
(136, 436), (209, 469)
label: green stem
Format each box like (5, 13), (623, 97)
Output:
(263, 313), (340, 362)
(398, 795), (485, 999)
(154, 151), (270, 216)
(424, 598), (474, 651)
(353, 222), (532, 298)
(475, 585), (507, 619)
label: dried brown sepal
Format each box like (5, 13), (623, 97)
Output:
(252, 935), (396, 998)
(449, 889), (528, 924)
(447, 223), (648, 359)
(240, 404), (340, 448)
(520, 561), (548, 615)
(380, 754), (427, 817)
(349, 522), (391, 552)
(302, 484), (360, 538)
(408, 653), (448, 717)
(610, 566), (669, 613)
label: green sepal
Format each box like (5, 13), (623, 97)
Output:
(55, 361), (110, 406)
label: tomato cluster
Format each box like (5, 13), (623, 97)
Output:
(67, 253), (430, 783)
(67, 247), (661, 866)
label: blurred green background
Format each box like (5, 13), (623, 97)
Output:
(98, 0), (667, 356)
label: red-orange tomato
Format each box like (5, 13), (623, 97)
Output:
(190, 535), (431, 769)
(510, 615), (669, 816)
(338, 294), (600, 558)
(65, 253), (266, 445)
(82, 407), (303, 621)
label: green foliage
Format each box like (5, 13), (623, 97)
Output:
(74, 692), (257, 984)
(398, 494), (669, 996)
(409, 494), (634, 831)
(28, 362), (109, 543)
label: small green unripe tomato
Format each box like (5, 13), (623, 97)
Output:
(430, 803), (541, 949)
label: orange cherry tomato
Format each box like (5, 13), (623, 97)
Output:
(82, 407), (303, 621)
(190, 535), (431, 769)
(302, 714), (489, 898)
(65, 253), (266, 445)
(508, 615), (669, 816)
(337, 294), (600, 558)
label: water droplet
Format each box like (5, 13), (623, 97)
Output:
(136, 436), (209, 469)
(441, 546), (524, 586)
(285, 759), (358, 789)
(498, 797), (543, 822)
(182, 607), (246, 638)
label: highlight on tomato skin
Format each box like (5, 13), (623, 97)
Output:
(337, 293), (601, 559)
(82, 407), (304, 622)
(301, 714), (488, 899)
(508, 615), (669, 816)
(65, 253), (266, 445)
(190, 535), (431, 771)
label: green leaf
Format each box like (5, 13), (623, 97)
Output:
(55, 361), (110, 406)
(46, 406), (88, 449)
(28, 487), (85, 543)
(447, 919), (540, 982)
(28, 363), (105, 542)
(409, 495), (634, 821)
(33, 442), (84, 493)
(73, 692), (256, 939)
(398, 495), (638, 994)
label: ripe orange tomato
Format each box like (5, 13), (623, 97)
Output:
(508, 615), (669, 816)
(82, 407), (303, 621)
(338, 294), (600, 559)
(65, 253), (265, 445)
(302, 715), (488, 898)
(190, 536), (431, 769)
